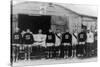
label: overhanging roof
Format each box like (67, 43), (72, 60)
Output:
(59, 3), (97, 17)
(12, 0), (98, 17)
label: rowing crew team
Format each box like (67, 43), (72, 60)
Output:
(11, 28), (97, 62)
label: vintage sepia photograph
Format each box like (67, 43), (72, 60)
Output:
(11, 0), (98, 66)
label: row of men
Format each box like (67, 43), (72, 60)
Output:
(12, 28), (97, 45)
(11, 28), (97, 62)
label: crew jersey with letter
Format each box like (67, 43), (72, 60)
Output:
(12, 32), (22, 44)
(23, 33), (34, 44)
(61, 32), (72, 44)
(46, 32), (55, 43)
(87, 32), (94, 43)
(78, 31), (87, 42)
(33, 34), (46, 46)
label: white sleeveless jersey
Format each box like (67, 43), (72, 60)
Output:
(41, 34), (46, 47)
(46, 43), (54, 46)
(72, 34), (78, 45)
(87, 32), (94, 43)
(55, 33), (61, 46)
(33, 34), (46, 46)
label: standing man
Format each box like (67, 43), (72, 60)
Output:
(86, 30), (94, 57)
(94, 29), (97, 56)
(23, 29), (34, 60)
(46, 29), (56, 59)
(55, 29), (62, 58)
(33, 29), (46, 59)
(72, 30), (78, 57)
(77, 29), (87, 57)
(61, 29), (72, 58)
(40, 30), (47, 59)
(12, 28), (22, 62)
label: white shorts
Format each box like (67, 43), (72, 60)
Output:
(63, 43), (70, 46)
(46, 43), (54, 47)
(79, 42), (85, 44)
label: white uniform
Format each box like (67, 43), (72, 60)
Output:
(72, 33), (78, 46)
(55, 33), (61, 46)
(47, 43), (54, 47)
(87, 32), (94, 43)
(33, 34), (46, 47)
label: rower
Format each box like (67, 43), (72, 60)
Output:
(22, 29), (34, 60)
(61, 29), (72, 58)
(12, 28), (22, 62)
(46, 29), (55, 59)
(77, 28), (87, 57)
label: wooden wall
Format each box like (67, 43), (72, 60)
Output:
(12, 2), (97, 33)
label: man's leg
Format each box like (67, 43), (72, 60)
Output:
(64, 45), (68, 58)
(74, 45), (77, 57)
(26, 45), (29, 60)
(11, 44), (13, 64)
(51, 45), (54, 59)
(48, 46), (51, 58)
(82, 44), (85, 57)
(12, 44), (16, 62)
(55, 46), (58, 58)
(53, 46), (56, 58)
(79, 44), (83, 56)
(84, 43), (87, 57)
(15, 45), (18, 61)
(83, 43), (86, 57)
(76, 44), (80, 57)
(76, 44), (78, 57)
(72, 45), (76, 57)
(60, 45), (64, 58)
(47, 46), (49, 59)
(79, 43), (84, 57)
(62, 45), (64, 58)
(88, 43), (92, 56)
(28, 45), (32, 60)
(16, 44), (20, 61)
(68, 45), (72, 58)
(50, 43), (54, 59)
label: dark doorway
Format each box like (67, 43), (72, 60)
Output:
(18, 14), (51, 34)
